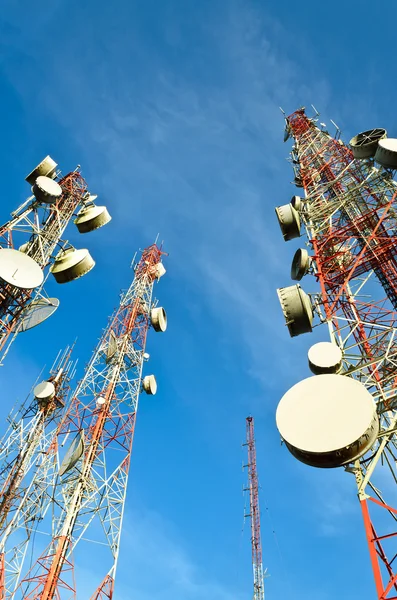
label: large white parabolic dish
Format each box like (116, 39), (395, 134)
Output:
(276, 374), (379, 468)
(0, 249), (43, 289)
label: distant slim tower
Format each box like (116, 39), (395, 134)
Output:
(0, 156), (111, 364)
(8, 242), (167, 599)
(244, 416), (265, 600)
(275, 107), (397, 599)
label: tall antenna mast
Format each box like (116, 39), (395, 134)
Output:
(10, 242), (168, 599)
(275, 108), (397, 599)
(244, 416), (265, 600)
(0, 156), (111, 364)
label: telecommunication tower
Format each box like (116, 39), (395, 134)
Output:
(274, 107), (397, 599)
(0, 155), (111, 364)
(244, 416), (265, 600)
(0, 347), (76, 597)
(2, 242), (167, 599)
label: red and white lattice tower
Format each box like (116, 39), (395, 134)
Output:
(244, 416), (265, 600)
(0, 155), (111, 364)
(0, 346), (76, 598)
(275, 107), (397, 599)
(5, 242), (167, 599)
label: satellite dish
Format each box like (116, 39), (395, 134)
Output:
(150, 307), (167, 332)
(276, 374), (379, 468)
(106, 331), (117, 362)
(0, 249), (43, 289)
(142, 375), (157, 395)
(34, 380), (56, 403)
(33, 176), (62, 204)
(275, 204), (301, 241)
(25, 155), (58, 185)
(143, 352), (150, 361)
(74, 205), (112, 233)
(308, 342), (343, 375)
(291, 248), (310, 281)
(277, 284), (313, 337)
(19, 297), (59, 332)
(350, 128), (387, 159)
(375, 138), (397, 169)
(149, 263), (166, 279)
(59, 431), (85, 477)
(50, 248), (95, 284)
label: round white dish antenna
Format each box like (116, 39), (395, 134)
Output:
(34, 381), (56, 403)
(25, 155), (58, 185)
(149, 262), (166, 279)
(19, 297), (60, 332)
(275, 204), (301, 241)
(96, 396), (106, 407)
(18, 242), (29, 253)
(0, 249), (43, 289)
(308, 342), (342, 375)
(276, 374), (379, 468)
(50, 248), (95, 284)
(143, 375), (157, 395)
(350, 128), (387, 159)
(277, 284), (313, 337)
(151, 307), (167, 332)
(33, 176), (62, 204)
(291, 248), (310, 281)
(375, 138), (397, 169)
(143, 352), (150, 361)
(74, 205), (112, 233)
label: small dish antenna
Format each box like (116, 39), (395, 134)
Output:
(142, 375), (157, 395)
(277, 284), (313, 337)
(19, 297), (60, 332)
(106, 331), (117, 362)
(59, 431), (85, 477)
(150, 307), (167, 332)
(50, 247), (95, 284)
(350, 128), (387, 160)
(74, 204), (112, 233)
(308, 342), (343, 375)
(291, 248), (310, 281)
(34, 380), (56, 403)
(0, 249), (43, 289)
(375, 138), (397, 169)
(33, 176), (63, 204)
(275, 204), (301, 241)
(25, 155), (58, 185)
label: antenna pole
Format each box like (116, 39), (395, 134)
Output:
(244, 416), (265, 600)
(14, 243), (168, 599)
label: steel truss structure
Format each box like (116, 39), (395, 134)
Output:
(0, 347), (76, 598)
(2, 243), (166, 599)
(0, 167), (95, 365)
(284, 107), (397, 599)
(244, 416), (265, 600)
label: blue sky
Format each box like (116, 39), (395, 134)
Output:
(1, 0), (397, 598)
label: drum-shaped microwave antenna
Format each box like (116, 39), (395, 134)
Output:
(149, 262), (166, 279)
(50, 248), (95, 284)
(142, 375), (157, 395)
(291, 248), (310, 281)
(275, 204), (301, 241)
(276, 374), (379, 468)
(19, 297), (60, 332)
(33, 176), (62, 204)
(308, 342), (343, 375)
(350, 128), (387, 159)
(59, 431), (85, 477)
(74, 205), (112, 233)
(0, 249), (43, 290)
(277, 284), (313, 337)
(106, 331), (117, 362)
(375, 138), (397, 169)
(150, 307), (167, 332)
(25, 155), (58, 185)
(34, 381), (56, 403)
